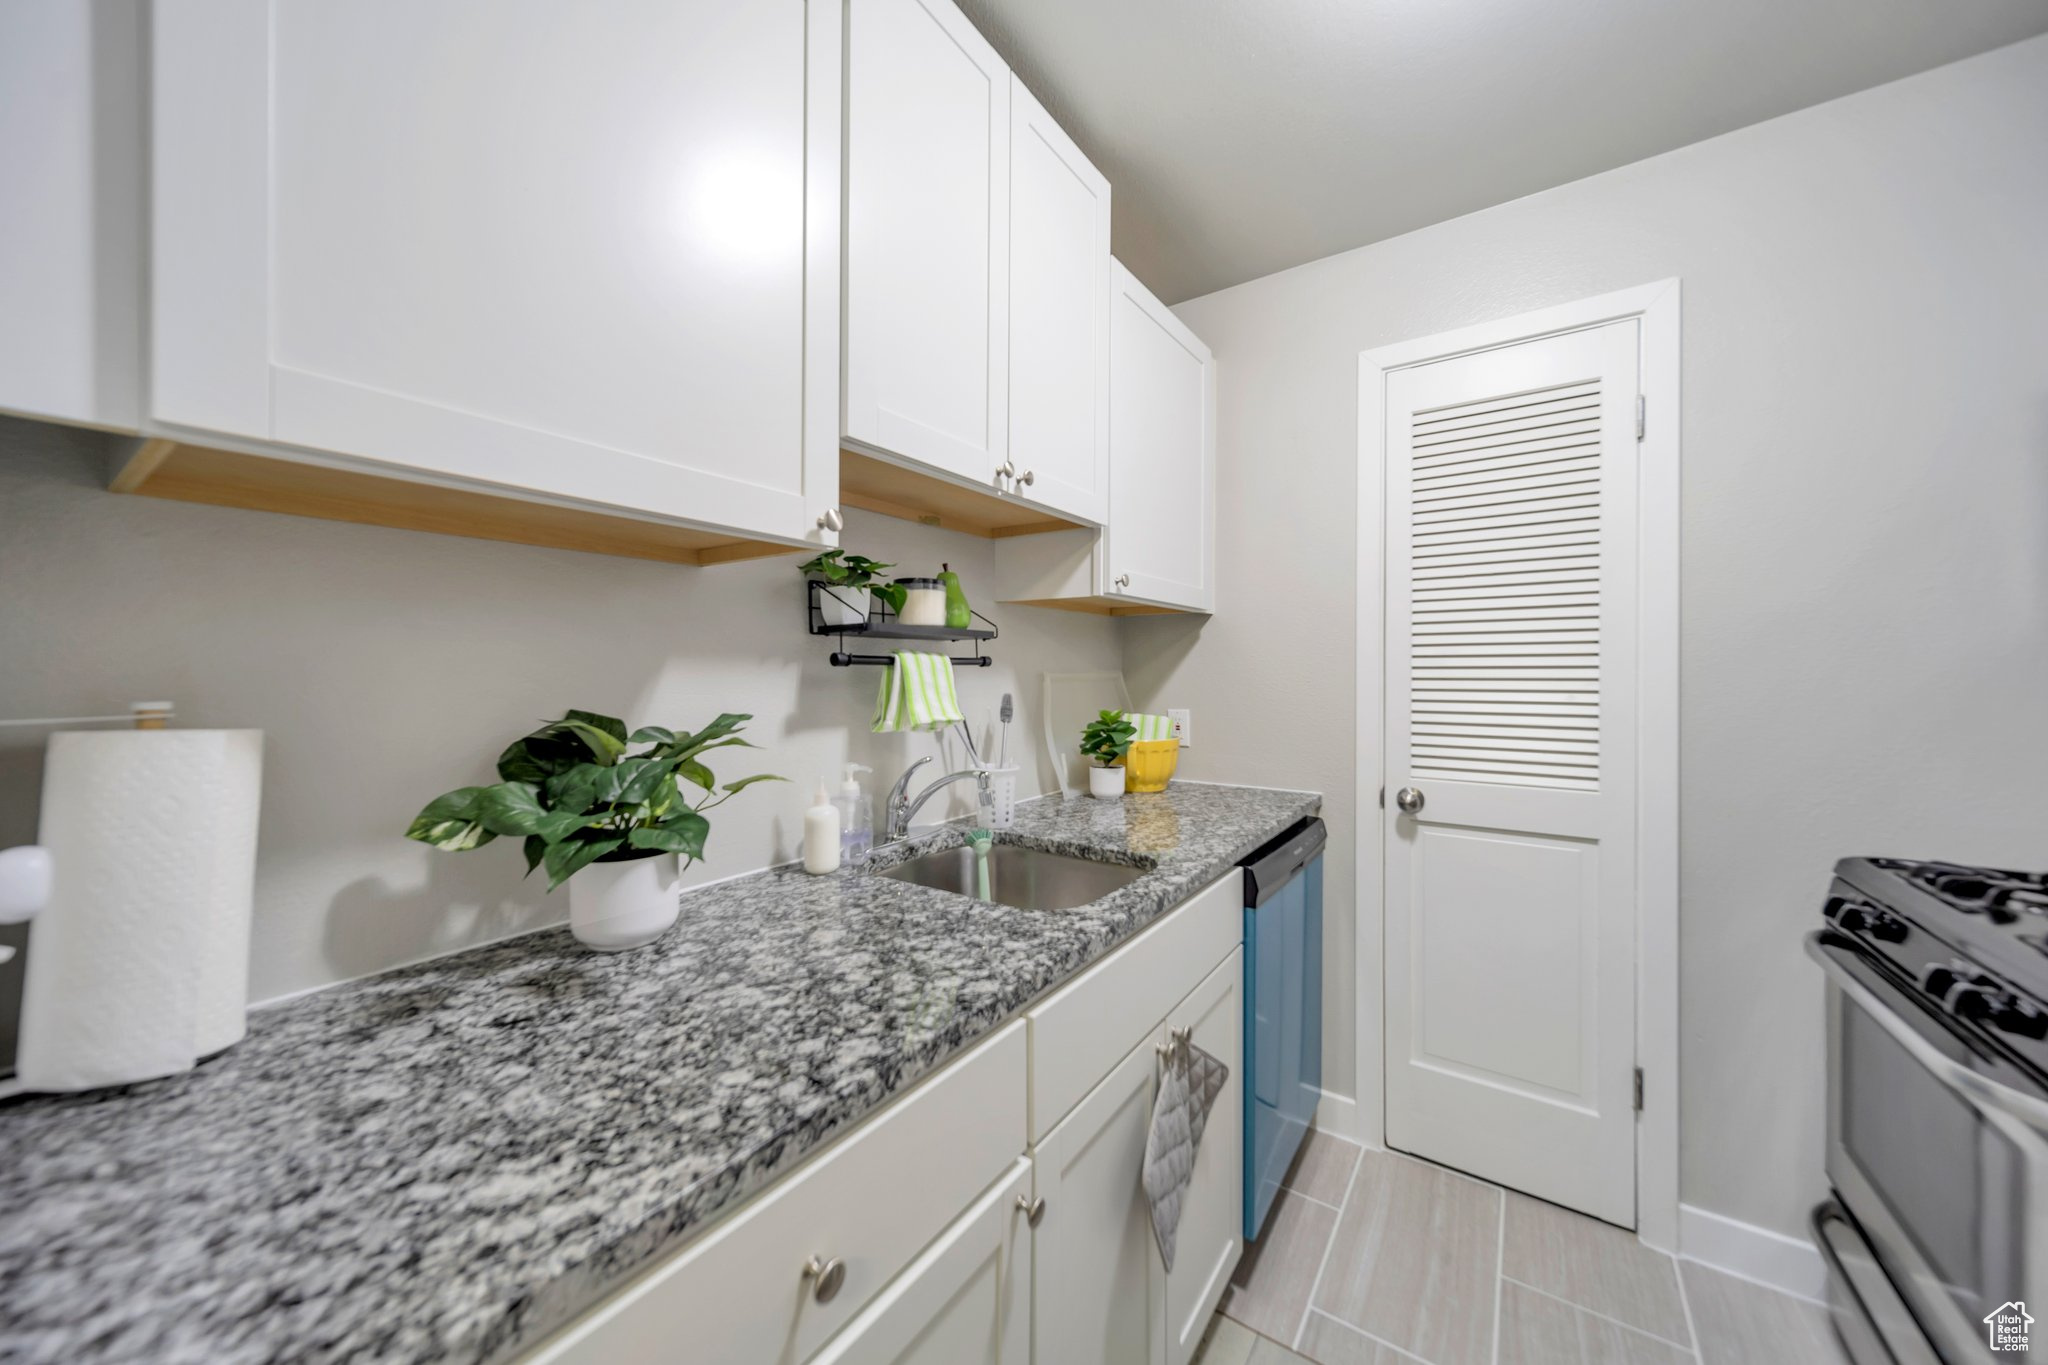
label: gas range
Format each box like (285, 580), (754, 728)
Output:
(1814, 856), (2048, 1365)
(1831, 856), (2048, 1084)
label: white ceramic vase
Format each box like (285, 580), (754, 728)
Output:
(1087, 765), (1126, 800)
(568, 853), (680, 952)
(817, 585), (872, 629)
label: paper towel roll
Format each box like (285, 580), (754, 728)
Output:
(16, 729), (263, 1092)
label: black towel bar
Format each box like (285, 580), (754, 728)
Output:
(829, 651), (994, 668)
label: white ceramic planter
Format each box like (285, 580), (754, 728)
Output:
(568, 853), (680, 952)
(1087, 765), (1126, 800)
(816, 584), (872, 629)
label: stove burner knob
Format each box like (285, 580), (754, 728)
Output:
(1993, 997), (2048, 1041)
(1865, 911), (1908, 943)
(1950, 985), (2002, 1021)
(1827, 897), (1877, 933)
(1921, 963), (1967, 999)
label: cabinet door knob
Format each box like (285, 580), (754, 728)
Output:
(1114, 573), (1131, 590)
(1016, 469), (1035, 487)
(817, 507), (843, 532)
(1016, 1194), (1046, 1227)
(802, 1254), (846, 1303)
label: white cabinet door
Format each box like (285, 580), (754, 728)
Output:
(1107, 260), (1216, 612)
(1164, 948), (1245, 1365)
(1032, 1026), (1168, 1365)
(151, 0), (840, 547)
(811, 1159), (1033, 1365)
(0, 0), (143, 431)
(843, 0), (1009, 488)
(1006, 76), (1108, 525)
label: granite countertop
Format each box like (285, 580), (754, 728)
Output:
(0, 781), (1319, 1364)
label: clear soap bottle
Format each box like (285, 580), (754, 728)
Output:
(837, 763), (873, 866)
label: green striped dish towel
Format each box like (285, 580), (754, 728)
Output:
(1125, 713), (1176, 742)
(873, 651), (966, 733)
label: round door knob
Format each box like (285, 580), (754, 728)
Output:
(1016, 1194), (1046, 1227)
(1016, 469), (1036, 487)
(803, 1254), (846, 1303)
(1395, 787), (1426, 814)
(817, 507), (843, 532)
(1115, 573), (1132, 589)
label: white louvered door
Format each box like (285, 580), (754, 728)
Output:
(1383, 320), (1640, 1227)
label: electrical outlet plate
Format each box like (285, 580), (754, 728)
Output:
(1167, 708), (1191, 748)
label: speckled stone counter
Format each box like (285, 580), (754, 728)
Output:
(0, 781), (1318, 1364)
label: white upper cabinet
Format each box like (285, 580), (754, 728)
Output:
(992, 258), (1215, 614)
(149, 0), (841, 549)
(1108, 260), (1217, 612)
(1005, 76), (1110, 525)
(843, 0), (1010, 488)
(0, 0), (144, 431)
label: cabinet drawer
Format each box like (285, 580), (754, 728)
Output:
(526, 1021), (1026, 1365)
(1027, 871), (1238, 1142)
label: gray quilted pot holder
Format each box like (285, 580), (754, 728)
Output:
(1143, 1036), (1230, 1271)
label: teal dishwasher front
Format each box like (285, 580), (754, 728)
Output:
(1241, 816), (1325, 1241)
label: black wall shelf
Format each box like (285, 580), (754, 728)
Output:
(807, 580), (996, 667)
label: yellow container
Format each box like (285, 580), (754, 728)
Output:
(1117, 739), (1179, 793)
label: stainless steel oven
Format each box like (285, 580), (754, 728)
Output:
(1812, 926), (2048, 1362)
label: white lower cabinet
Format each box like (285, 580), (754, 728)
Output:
(1024, 871), (1244, 1365)
(812, 1159), (1034, 1365)
(1032, 1029), (1170, 1365)
(525, 875), (1245, 1365)
(1164, 949), (1244, 1365)
(526, 1022), (1026, 1365)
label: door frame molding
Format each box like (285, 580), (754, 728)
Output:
(1352, 279), (1681, 1251)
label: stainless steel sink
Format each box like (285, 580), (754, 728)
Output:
(875, 843), (1144, 911)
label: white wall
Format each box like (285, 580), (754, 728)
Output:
(1139, 34), (2048, 1239)
(0, 419), (1123, 1017)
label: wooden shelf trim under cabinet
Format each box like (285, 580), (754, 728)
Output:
(839, 449), (1084, 539)
(1003, 596), (1183, 618)
(106, 442), (808, 567)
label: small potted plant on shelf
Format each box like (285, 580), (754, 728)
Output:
(799, 549), (908, 629)
(1079, 710), (1137, 800)
(405, 710), (784, 952)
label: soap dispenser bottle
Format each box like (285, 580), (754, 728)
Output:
(803, 779), (841, 874)
(836, 764), (873, 866)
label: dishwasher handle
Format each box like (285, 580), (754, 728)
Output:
(1242, 818), (1327, 908)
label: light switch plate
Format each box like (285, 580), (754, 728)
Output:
(1167, 709), (1191, 748)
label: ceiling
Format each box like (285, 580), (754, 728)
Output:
(956, 0), (2048, 303)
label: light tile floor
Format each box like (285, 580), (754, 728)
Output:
(1198, 1132), (1849, 1365)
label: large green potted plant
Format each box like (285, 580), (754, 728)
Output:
(799, 549), (907, 628)
(1079, 710), (1136, 800)
(406, 710), (783, 951)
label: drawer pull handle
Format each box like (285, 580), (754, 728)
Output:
(803, 1254), (846, 1303)
(1016, 1194), (1046, 1227)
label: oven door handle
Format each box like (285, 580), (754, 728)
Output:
(1807, 931), (2048, 1135)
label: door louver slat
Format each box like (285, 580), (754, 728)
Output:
(1409, 377), (1601, 792)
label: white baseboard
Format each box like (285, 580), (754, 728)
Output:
(1313, 1088), (1376, 1145)
(1679, 1204), (1826, 1304)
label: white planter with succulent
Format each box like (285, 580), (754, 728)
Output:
(1080, 711), (1136, 801)
(800, 549), (908, 629)
(405, 710), (784, 952)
